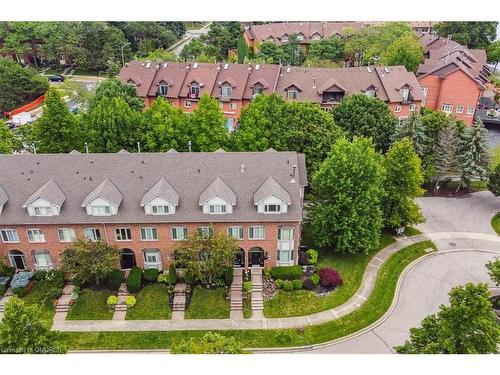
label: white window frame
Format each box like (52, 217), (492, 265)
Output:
(422, 87), (428, 97)
(189, 85), (200, 96)
(286, 90), (298, 100)
(1, 229), (20, 243)
(229, 102), (237, 110)
(140, 227), (158, 241)
(281, 36), (289, 43)
(115, 228), (132, 241)
(264, 204), (281, 213)
(466, 107), (475, 115)
(34, 206), (53, 216)
(151, 205), (169, 215)
(91, 205), (111, 216)
(33, 250), (53, 271)
(277, 228), (295, 266)
(208, 204), (227, 214)
(252, 85), (263, 96)
(365, 90), (375, 98)
(171, 227), (188, 241)
(442, 104), (453, 114)
(84, 228), (101, 242)
(394, 105), (401, 113)
(58, 228), (76, 243)
(296, 34), (304, 41)
(143, 249), (162, 270)
(198, 227), (213, 237)
(409, 104), (416, 112)
(456, 106), (464, 114)
(26, 228), (45, 243)
(184, 100), (192, 108)
(227, 226), (243, 240)
(221, 85), (232, 97)
(219, 102), (224, 109)
(248, 226), (265, 240)
(400, 88), (409, 101)
(158, 82), (168, 96)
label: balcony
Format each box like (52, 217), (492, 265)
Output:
(219, 94), (231, 102)
(321, 92), (344, 104)
(188, 92), (199, 100)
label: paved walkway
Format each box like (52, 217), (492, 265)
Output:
(50, 232), (478, 332)
(229, 268), (243, 320)
(171, 282), (186, 320)
(112, 284), (128, 321)
(250, 268), (264, 318)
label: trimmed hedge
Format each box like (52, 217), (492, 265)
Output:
(184, 271), (196, 285)
(166, 264), (177, 285)
(143, 268), (159, 283)
(270, 265), (302, 280)
(106, 269), (122, 291)
(292, 279), (303, 290)
(126, 267), (143, 293)
(283, 280), (294, 291)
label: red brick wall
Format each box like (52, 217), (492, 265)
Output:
(387, 102), (422, 120)
(418, 75), (441, 110)
(0, 221), (302, 270)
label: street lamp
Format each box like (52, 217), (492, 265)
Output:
(121, 42), (131, 67)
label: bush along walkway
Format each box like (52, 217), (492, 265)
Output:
(52, 234), (440, 332)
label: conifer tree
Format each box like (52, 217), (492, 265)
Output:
(434, 120), (460, 189)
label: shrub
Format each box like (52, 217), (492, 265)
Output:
(143, 268), (159, 283)
(310, 273), (320, 286)
(298, 251), (309, 266)
(293, 279), (303, 290)
(243, 281), (252, 292)
(11, 271), (33, 289)
(0, 258), (15, 278)
(106, 269), (122, 291)
(167, 263), (177, 284)
(263, 268), (272, 278)
(224, 267), (234, 287)
(33, 270), (48, 283)
(126, 295), (137, 308)
(184, 271), (196, 285)
(107, 295), (118, 308)
(0, 276), (11, 288)
(318, 268), (343, 288)
(270, 265), (302, 280)
(275, 279), (284, 289)
(306, 249), (319, 265)
(302, 278), (315, 290)
(126, 266), (142, 293)
(283, 280), (294, 291)
(0, 284), (6, 296)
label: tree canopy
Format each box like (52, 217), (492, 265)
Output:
(0, 120), (15, 154)
(308, 36), (344, 62)
(308, 137), (385, 254)
(486, 258), (500, 286)
(395, 283), (500, 354)
(434, 21), (498, 49)
(90, 78), (144, 112)
(380, 33), (423, 72)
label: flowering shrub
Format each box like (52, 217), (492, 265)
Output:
(11, 271), (33, 289)
(318, 268), (343, 288)
(107, 295), (118, 308)
(126, 295), (136, 308)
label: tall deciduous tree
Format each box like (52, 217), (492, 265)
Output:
(332, 94), (397, 151)
(382, 138), (424, 229)
(257, 41), (286, 64)
(85, 96), (143, 152)
(395, 283), (500, 354)
(380, 33), (423, 73)
(0, 120), (15, 154)
(185, 94), (229, 152)
(487, 40), (500, 72)
(308, 36), (344, 62)
(434, 21), (498, 49)
(174, 229), (238, 284)
(308, 137), (385, 254)
(0, 296), (66, 354)
(32, 87), (81, 153)
(61, 239), (119, 286)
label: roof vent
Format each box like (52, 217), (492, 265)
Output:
(224, 63), (229, 70)
(193, 62), (198, 68)
(146, 62), (151, 68)
(255, 64), (260, 70)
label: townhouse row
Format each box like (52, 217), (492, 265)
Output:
(0, 150), (307, 272)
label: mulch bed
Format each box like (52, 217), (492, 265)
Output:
(263, 276), (276, 300)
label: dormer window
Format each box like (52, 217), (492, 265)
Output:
(141, 178), (179, 215)
(254, 177), (291, 214)
(296, 33), (305, 41)
(92, 205), (111, 216)
(82, 178), (122, 217)
(209, 204), (227, 214)
(400, 88), (410, 101)
(221, 85), (232, 97)
(23, 179), (65, 217)
(158, 81), (168, 96)
(281, 35), (289, 43)
(365, 89), (376, 98)
(312, 33), (321, 41)
(199, 177), (236, 215)
(152, 205), (169, 214)
(34, 206), (54, 216)
(127, 79), (136, 87)
(253, 84), (263, 96)
(287, 89), (299, 100)
(264, 204), (281, 213)
(189, 84), (200, 98)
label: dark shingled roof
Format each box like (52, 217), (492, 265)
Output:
(140, 178), (180, 206)
(199, 177), (237, 205)
(0, 152), (307, 225)
(81, 178), (123, 207)
(0, 184), (8, 210)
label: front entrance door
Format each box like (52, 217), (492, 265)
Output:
(10, 253), (25, 270)
(234, 249), (244, 267)
(120, 250), (136, 269)
(249, 249), (264, 267)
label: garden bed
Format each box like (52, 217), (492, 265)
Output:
(66, 289), (114, 320)
(126, 284), (172, 320)
(184, 286), (230, 319)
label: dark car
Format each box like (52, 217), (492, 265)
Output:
(48, 75), (65, 82)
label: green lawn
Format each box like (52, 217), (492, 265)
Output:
(59, 240), (434, 350)
(491, 213), (500, 235)
(243, 296), (252, 319)
(404, 227), (422, 236)
(126, 284), (172, 320)
(21, 284), (55, 321)
(66, 289), (114, 320)
(185, 287), (230, 319)
(264, 232), (395, 318)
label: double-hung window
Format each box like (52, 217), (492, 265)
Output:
(115, 228), (132, 241)
(248, 226), (265, 240)
(287, 90), (298, 100)
(58, 228), (76, 243)
(172, 227), (188, 241)
(227, 226), (243, 240)
(92, 205), (111, 216)
(442, 104), (453, 114)
(221, 85), (232, 97)
(467, 107), (475, 115)
(84, 228), (101, 242)
(34, 206), (53, 216)
(456, 106), (464, 114)
(1, 229), (19, 243)
(209, 204), (227, 214)
(277, 227), (295, 265)
(33, 250), (53, 271)
(264, 204), (281, 213)
(26, 229), (45, 243)
(152, 205), (169, 215)
(198, 227), (213, 237)
(140, 227), (158, 241)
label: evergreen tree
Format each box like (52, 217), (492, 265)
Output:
(392, 111), (427, 157)
(32, 87), (81, 153)
(434, 120), (460, 189)
(186, 94), (229, 152)
(457, 119), (490, 189)
(236, 34), (248, 64)
(382, 138), (424, 229)
(0, 120), (15, 154)
(308, 137), (385, 254)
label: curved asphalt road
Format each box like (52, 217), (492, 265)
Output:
(305, 192), (500, 354)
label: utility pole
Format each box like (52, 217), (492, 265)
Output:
(121, 42), (131, 67)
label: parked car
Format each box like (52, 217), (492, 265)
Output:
(48, 75), (65, 82)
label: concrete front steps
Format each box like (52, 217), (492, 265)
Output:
(250, 267), (264, 318)
(230, 268), (243, 319)
(172, 282), (187, 320)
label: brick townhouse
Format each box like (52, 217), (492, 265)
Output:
(417, 35), (491, 125)
(0, 150), (307, 272)
(119, 61), (424, 128)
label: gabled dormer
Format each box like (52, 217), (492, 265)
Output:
(82, 178), (122, 216)
(23, 178), (65, 217)
(398, 84), (413, 102)
(318, 78), (347, 104)
(199, 177), (236, 214)
(250, 79), (269, 97)
(157, 79), (174, 97)
(188, 80), (203, 99)
(363, 85), (378, 98)
(0, 184), (8, 215)
(219, 78), (237, 101)
(284, 84), (302, 100)
(254, 177), (291, 214)
(141, 178), (180, 215)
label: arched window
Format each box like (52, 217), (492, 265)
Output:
(120, 248), (136, 269)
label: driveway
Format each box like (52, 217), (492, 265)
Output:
(306, 239), (499, 353)
(416, 191), (499, 234)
